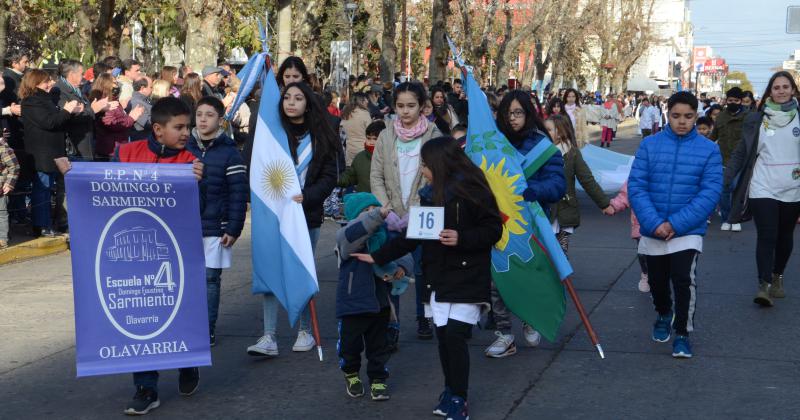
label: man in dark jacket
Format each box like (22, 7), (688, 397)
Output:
(0, 51), (29, 223)
(201, 66), (228, 100)
(185, 96), (248, 345)
(447, 78), (468, 123)
(709, 86), (747, 232)
(56, 59), (99, 160)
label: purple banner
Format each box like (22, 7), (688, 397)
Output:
(66, 162), (210, 377)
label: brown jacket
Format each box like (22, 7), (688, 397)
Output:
(370, 122), (442, 216)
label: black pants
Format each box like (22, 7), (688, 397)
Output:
(338, 309), (391, 381)
(646, 250), (698, 336)
(749, 198), (800, 284)
(641, 128), (652, 138)
(435, 319), (472, 400)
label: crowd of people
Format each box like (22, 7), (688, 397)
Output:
(1, 49), (799, 420)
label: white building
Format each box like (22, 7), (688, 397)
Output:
(782, 49), (800, 71)
(628, 0), (694, 92)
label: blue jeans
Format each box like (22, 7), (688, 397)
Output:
(8, 179), (30, 221)
(133, 368), (198, 393)
(206, 268), (223, 332)
(32, 171), (56, 229)
(719, 184), (732, 223)
(260, 227), (319, 335)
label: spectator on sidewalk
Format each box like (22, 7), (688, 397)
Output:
(201, 66), (227, 100)
(56, 59), (103, 161)
(89, 74), (145, 160)
(129, 76), (153, 141)
(116, 58), (142, 108)
(629, 91), (722, 359)
(19, 69), (84, 237)
(0, 128), (19, 249)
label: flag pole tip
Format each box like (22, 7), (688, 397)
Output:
(596, 344), (605, 359)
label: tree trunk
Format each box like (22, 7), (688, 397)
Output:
(380, 0), (397, 82)
(0, 10), (8, 67)
(182, 0), (224, 72)
(91, 0), (125, 58)
(276, 0), (292, 63)
(493, 4), (513, 87)
(428, 0), (449, 83)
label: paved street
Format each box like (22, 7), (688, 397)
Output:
(3, 122), (800, 419)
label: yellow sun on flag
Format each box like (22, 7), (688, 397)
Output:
(480, 156), (528, 251)
(262, 160), (295, 200)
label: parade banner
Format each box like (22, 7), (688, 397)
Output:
(66, 162), (211, 377)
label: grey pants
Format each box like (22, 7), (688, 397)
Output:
(0, 195), (8, 242)
(490, 281), (514, 332)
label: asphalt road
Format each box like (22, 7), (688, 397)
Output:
(3, 121), (799, 419)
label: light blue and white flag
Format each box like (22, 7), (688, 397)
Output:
(229, 52), (318, 326)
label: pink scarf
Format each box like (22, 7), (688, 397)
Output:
(393, 117), (428, 141)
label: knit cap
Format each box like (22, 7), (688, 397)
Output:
(343, 192), (382, 221)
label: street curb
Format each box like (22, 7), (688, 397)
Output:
(0, 236), (69, 265)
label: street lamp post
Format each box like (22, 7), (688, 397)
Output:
(344, 2), (358, 81)
(406, 16), (416, 80)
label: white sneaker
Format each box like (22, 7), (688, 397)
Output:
(731, 223), (742, 232)
(247, 334), (278, 357)
(292, 330), (316, 352)
(485, 331), (516, 358)
(522, 324), (542, 347)
(638, 273), (650, 293)
(720, 223), (731, 231)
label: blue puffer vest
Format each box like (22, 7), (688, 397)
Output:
(628, 124), (723, 238)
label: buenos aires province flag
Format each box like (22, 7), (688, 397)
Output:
(462, 69), (571, 341)
(244, 53), (318, 326)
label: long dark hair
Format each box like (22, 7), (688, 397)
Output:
(393, 81), (427, 107)
(430, 85), (453, 128)
(545, 98), (566, 117)
(420, 136), (495, 208)
(276, 56), (310, 88)
(497, 90), (547, 142)
(279, 81), (338, 163)
(758, 70), (799, 111)
(546, 115), (578, 149)
(562, 88), (582, 108)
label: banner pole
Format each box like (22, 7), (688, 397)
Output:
(308, 298), (323, 362)
(564, 278), (604, 359)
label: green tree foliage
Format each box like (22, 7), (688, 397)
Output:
(725, 71), (753, 93)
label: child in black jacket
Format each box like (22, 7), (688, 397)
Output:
(336, 192), (413, 401)
(353, 137), (502, 420)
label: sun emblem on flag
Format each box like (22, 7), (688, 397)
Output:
(261, 160), (295, 200)
(480, 156), (528, 251)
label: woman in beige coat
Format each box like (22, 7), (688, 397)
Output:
(370, 81), (442, 340)
(562, 88), (588, 147)
(341, 92), (373, 165)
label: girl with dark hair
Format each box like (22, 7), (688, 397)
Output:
(246, 81), (342, 357)
(276, 56), (310, 88)
(725, 71), (800, 307)
(544, 115), (613, 254)
(430, 86), (460, 134)
(354, 136), (502, 420)
(543, 97), (565, 119)
(370, 81), (442, 340)
(562, 88), (588, 146)
(485, 90), (566, 358)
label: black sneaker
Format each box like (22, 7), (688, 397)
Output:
(344, 372), (364, 398)
(370, 381), (390, 401)
(417, 317), (433, 340)
(124, 386), (160, 415)
(178, 368), (199, 396)
(386, 326), (400, 353)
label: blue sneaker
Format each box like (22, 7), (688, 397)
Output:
(433, 388), (451, 417)
(652, 312), (673, 343)
(672, 335), (693, 358)
(446, 396), (469, 420)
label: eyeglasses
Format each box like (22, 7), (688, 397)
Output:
(507, 110), (525, 119)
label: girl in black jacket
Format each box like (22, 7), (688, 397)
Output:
(353, 136), (502, 420)
(247, 81), (343, 357)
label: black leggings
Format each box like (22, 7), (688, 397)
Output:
(435, 319), (472, 400)
(749, 198), (800, 283)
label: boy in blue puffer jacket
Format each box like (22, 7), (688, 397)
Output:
(186, 96), (248, 347)
(628, 91), (722, 359)
(335, 192), (413, 401)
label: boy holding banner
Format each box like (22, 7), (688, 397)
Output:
(113, 97), (205, 415)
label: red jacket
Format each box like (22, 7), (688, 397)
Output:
(115, 136), (196, 164)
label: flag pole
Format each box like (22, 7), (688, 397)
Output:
(308, 298), (323, 362)
(564, 278), (604, 359)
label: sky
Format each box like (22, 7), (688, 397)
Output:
(690, 0), (800, 94)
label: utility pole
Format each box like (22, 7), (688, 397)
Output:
(400, 0), (407, 81)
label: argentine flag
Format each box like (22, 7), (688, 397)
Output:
(229, 52), (318, 326)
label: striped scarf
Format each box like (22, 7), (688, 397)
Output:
(295, 133), (313, 187)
